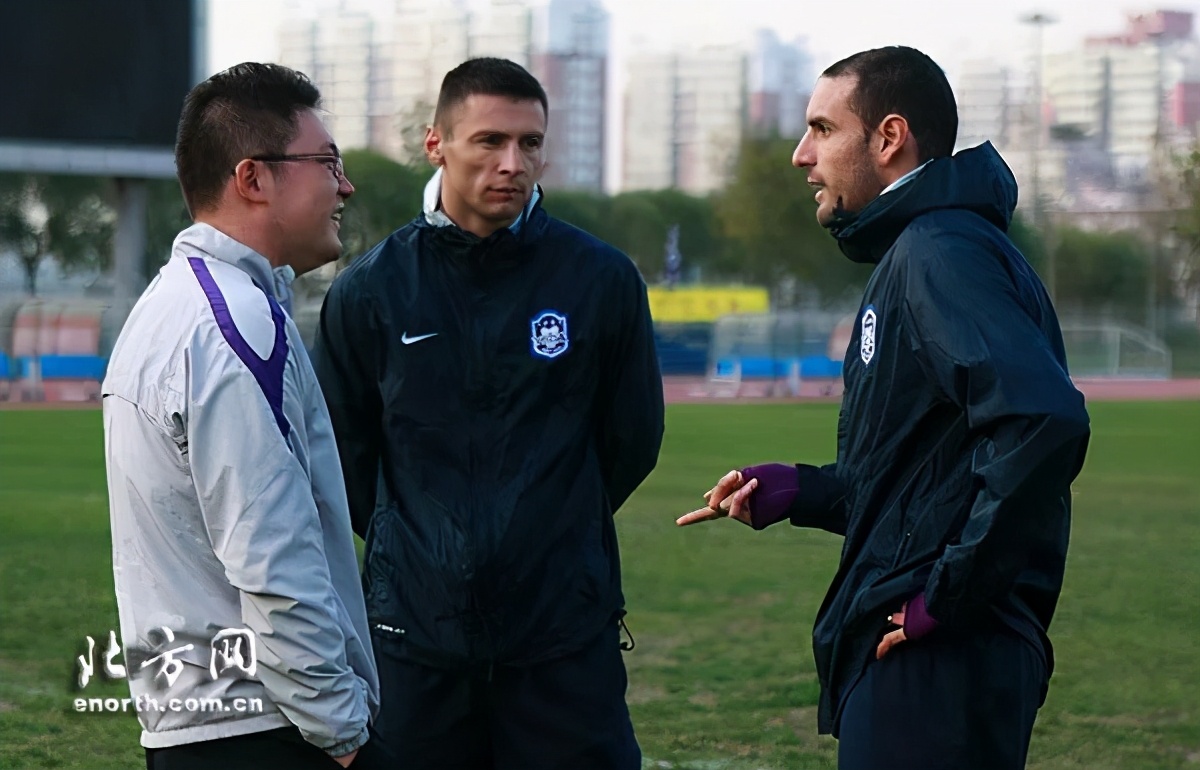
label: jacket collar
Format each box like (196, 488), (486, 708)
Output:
(422, 168), (543, 235)
(827, 142), (1018, 265)
(173, 223), (296, 313)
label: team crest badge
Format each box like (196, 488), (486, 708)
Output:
(531, 311), (569, 359)
(860, 306), (877, 365)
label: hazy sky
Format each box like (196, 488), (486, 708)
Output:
(206, 0), (1200, 82)
(203, 0), (1200, 190)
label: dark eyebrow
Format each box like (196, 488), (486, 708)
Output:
(469, 130), (545, 140)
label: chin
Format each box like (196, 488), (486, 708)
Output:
(492, 202), (524, 218)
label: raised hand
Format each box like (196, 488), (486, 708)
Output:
(675, 470), (758, 527)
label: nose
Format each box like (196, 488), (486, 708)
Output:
(497, 141), (524, 176)
(338, 173), (355, 198)
(793, 130), (815, 169)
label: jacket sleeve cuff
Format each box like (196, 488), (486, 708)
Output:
(324, 725), (369, 760)
(740, 463), (800, 530)
(903, 591), (940, 641)
(786, 463), (847, 534)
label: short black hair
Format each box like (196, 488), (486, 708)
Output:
(823, 46), (957, 162)
(433, 58), (548, 133)
(175, 62), (321, 215)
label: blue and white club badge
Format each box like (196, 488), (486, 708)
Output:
(860, 306), (877, 365)
(531, 311), (569, 359)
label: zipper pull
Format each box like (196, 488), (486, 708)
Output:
(373, 623), (405, 636)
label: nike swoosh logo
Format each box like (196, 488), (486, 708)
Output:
(401, 332), (438, 345)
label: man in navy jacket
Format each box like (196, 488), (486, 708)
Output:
(678, 47), (1090, 770)
(313, 58), (663, 769)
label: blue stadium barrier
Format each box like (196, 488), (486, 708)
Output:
(714, 357), (785, 378)
(41, 354), (108, 380)
(799, 355), (843, 378)
(18, 354), (108, 380)
(715, 355), (843, 380)
(0, 353), (10, 380)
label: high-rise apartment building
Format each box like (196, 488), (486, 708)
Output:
(1043, 10), (1200, 177)
(387, 0), (472, 160)
(622, 52), (677, 191)
(746, 29), (812, 139)
(278, 12), (379, 151)
(956, 60), (1014, 151)
(622, 46), (746, 194)
(530, 0), (609, 191)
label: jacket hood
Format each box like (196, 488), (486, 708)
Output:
(828, 141), (1018, 264)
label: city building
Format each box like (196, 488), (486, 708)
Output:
(622, 46), (746, 194)
(278, 12), (379, 151)
(530, 0), (609, 191)
(956, 59), (1014, 151)
(746, 29), (812, 139)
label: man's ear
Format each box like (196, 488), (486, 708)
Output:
(876, 114), (912, 166)
(424, 125), (444, 168)
(230, 159), (272, 203)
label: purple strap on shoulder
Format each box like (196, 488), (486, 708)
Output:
(187, 257), (290, 440)
(740, 463), (800, 530)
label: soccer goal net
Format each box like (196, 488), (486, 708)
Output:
(705, 311), (847, 397)
(1061, 323), (1172, 379)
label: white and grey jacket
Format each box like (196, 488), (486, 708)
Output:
(102, 223), (379, 754)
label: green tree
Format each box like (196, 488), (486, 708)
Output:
(339, 149), (427, 260)
(1051, 227), (1149, 321)
(0, 174), (114, 295)
(543, 188), (729, 282)
(1007, 212), (1048, 275)
(605, 191), (670, 274)
(646, 189), (732, 278)
(1167, 147), (1200, 305)
(715, 136), (870, 304)
(143, 179), (192, 276)
(540, 189), (610, 242)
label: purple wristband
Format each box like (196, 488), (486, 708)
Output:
(739, 463), (800, 530)
(903, 591), (940, 641)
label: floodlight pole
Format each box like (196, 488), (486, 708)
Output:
(112, 178), (148, 308)
(1147, 29), (1166, 337)
(1022, 12), (1056, 301)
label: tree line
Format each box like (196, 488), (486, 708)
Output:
(2, 138), (1198, 330)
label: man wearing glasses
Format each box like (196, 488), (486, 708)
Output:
(102, 63), (377, 768)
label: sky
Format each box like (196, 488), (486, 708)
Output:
(206, 0), (1200, 81)
(203, 0), (1200, 189)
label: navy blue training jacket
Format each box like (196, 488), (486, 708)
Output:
(790, 142), (1091, 735)
(312, 199), (664, 669)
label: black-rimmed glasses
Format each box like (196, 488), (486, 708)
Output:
(235, 153), (345, 180)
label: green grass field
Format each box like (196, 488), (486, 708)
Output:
(1, 402), (1198, 769)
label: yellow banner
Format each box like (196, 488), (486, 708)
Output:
(647, 286), (770, 323)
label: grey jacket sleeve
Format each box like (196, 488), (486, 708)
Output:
(186, 341), (370, 756)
